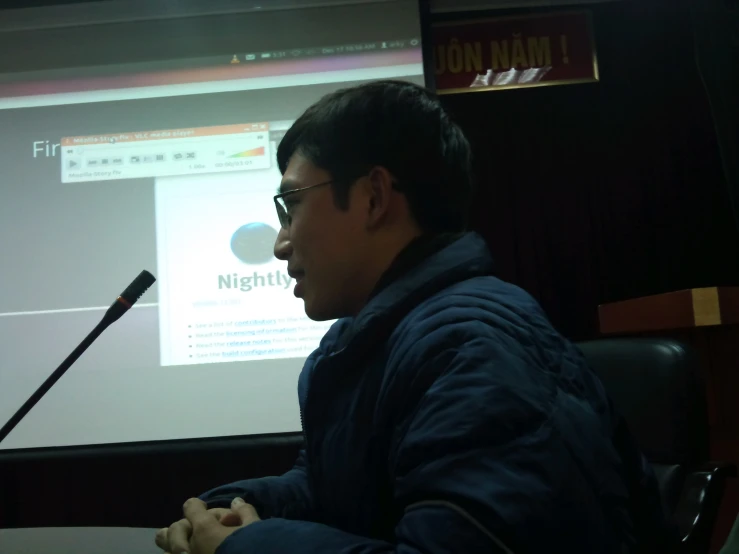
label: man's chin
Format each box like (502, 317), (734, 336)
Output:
(304, 309), (333, 322)
(303, 299), (342, 322)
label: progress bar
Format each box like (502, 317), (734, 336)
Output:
(0, 303), (158, 318)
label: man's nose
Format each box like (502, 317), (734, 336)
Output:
(274, 227), (292, 261)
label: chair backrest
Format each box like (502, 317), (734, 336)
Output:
(576, 338), (710, 517)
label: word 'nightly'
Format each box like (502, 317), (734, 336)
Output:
(218, 271), (293, 292)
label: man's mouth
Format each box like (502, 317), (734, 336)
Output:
(288, 270), (304, 282)
(290, 271), (306, 298)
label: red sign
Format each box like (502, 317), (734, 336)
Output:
(431, 12), (599, 94)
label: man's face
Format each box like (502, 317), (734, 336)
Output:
(273, 153), (369, 321)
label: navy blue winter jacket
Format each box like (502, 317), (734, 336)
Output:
(201, 232), (671, 553)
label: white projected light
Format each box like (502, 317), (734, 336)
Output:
(0, 0), (425, 450)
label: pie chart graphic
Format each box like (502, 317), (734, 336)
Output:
(230, 222), (278, 264)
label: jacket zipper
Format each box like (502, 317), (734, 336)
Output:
(300, 358), (319, 448)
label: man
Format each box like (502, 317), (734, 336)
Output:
(156, 80), (673, 554)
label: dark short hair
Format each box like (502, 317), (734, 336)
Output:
(276, 80), (474, 233)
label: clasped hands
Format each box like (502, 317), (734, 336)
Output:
(155, 497), (260, 554)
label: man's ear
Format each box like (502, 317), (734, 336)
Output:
(363, 166), (397, 229)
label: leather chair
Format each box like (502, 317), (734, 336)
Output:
(577, 338), (736, 554)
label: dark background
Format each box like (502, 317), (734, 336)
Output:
(1, 0), (739, 552)
(446, 0), (739, 341)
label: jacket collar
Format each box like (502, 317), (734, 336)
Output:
(368, 233), (464, 301)
(330, 232), (495, 354)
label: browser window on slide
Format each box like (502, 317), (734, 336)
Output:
(59, 121), (336, 367)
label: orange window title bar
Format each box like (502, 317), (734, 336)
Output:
(61, 123), (270, 146)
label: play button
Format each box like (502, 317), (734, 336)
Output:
(67, 159), (80, 169)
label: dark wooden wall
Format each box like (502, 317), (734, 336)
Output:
(438, 2), (739, 341)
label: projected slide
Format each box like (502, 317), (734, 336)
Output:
(154, 136), (332, 366)
(156, 180), (332, 366)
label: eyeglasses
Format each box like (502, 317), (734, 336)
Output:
(273, 180), (333, 229)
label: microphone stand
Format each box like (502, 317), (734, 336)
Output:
(0, 270), (155, 445)
(0, 318), (112, 444)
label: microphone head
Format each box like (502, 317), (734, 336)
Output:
(120, 270), (156, 307)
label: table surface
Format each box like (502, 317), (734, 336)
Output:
(0, 527), (161, 554)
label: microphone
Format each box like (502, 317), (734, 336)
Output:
(103, 269), (156, 324)
(0, 270), (156, 445)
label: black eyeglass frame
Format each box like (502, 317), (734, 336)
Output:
(273, 177), (402, 229)
(273, 180), (333, 229)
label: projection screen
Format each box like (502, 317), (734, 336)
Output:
(0, 0), (426, 450)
